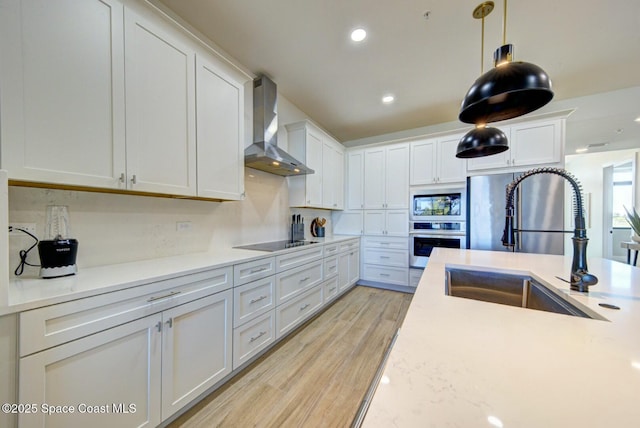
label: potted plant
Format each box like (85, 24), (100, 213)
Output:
(623, 205), (640, 242)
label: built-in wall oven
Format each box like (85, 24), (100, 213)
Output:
(409, 187), (467, 268)
(410, 221), (466, 268)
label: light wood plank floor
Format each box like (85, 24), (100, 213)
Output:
(167, 285), (413, 428)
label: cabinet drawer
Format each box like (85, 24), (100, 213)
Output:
(324, 255), (338, 279)
(232, 311), (275, 369)
(275, 260), (323, 304)
(323, 276), (340, 303)
(275, 286), (323, 338)
(362, 236), (407, 250)
(233, 276), (275, 327)
(233, 257), (276, 286)
(339, 239), (360, 252)
(19, 266), (232, 357)
(363, 248), (408, 268)
(275, 245), (324, 272)
(324, 243), (339, 256)
(362, 265), (408, 286)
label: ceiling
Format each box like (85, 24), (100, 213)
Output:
(156, 0), (640, 153)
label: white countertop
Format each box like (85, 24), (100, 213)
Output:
(363, 248), (640, 428)
(1, 235), (358, 315)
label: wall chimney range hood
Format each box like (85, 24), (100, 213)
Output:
(244, 75), (314, 176)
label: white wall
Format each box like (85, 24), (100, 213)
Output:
(564, 148), (639, 259)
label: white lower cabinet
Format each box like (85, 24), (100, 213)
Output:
(160, 290), (232, 420)
(18, 279), (233, 427)
(275, 286), (324, 338)
(338, 246), (360, 293)
(19, 314), (162, 428)
(233, 311), (275, 369)
(361, 236), (409, 287)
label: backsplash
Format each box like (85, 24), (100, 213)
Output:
(7, 169), (293, 278)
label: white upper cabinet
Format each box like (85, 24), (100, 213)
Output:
(124, 8), (196, 196)
(345, 149), (364, 210)
(195, 55), (246, 200)
(363, 143), (409, 209)
(0, 0), (127, 189)
(410, 134), (467, 185)
(287, 121), (344, 210)
(467, 118), (564, 172)
(0, 0), (247, 200)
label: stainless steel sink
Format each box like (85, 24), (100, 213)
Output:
(445, 267), (606, 320)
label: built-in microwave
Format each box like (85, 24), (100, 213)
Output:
(410, 187), (467, 222)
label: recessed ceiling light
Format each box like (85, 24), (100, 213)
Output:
(634, 116), (640, 123)
(350, 28), (367, 42)
(575, 147), (588, 153)
(382, 95), (395, 104)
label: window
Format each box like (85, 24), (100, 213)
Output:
(612, 166), (633, 228)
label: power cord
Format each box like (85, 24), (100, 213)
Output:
(10, 226), (40, 276)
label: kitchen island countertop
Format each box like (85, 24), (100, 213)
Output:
(1, 235), (357, 315)
(363, 247), (640, 428)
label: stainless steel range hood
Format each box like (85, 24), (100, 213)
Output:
(245, 75), (314, 176)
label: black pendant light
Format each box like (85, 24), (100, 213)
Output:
(456, 125), (508, 158)
(456, 1), (509, 158)
(459, 0), (553, 125)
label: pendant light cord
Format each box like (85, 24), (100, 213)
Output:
(502, 0), (507, 45)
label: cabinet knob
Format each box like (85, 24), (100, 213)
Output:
(156, 321), (162, 332)
(166, 318), (173, 328)
(131, 174), (137, 185)
(119, 173), (125, 183)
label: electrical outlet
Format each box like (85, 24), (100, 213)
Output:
(9, 223), (37, 236)
(176, 221), (192, 232)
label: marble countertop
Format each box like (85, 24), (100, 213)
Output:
(363, 248), (640, 428)
(1, 235), (358, 315)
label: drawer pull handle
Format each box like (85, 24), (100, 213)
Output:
(249, 267), (268, 274)
(329, 287), (337, 292)
(380, 242), (390, 245)
(250, 295), (268, 304)
(380, 273), (391, 277)
(380, 256), (390, 259)
(249, 331), (267, 343)
(299, 276), (311, 282)
(300, 303), (310, 311)
(148, 290), (181, 302)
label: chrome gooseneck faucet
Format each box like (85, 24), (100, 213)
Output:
(501, 167), (598, 292)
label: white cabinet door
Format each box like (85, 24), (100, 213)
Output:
(346, 150), (365, 209)
(19, 314), (162, 428)
(161, 290), (232, 420)
(337, 251), (350, 291)
(322, 141), (343, 209)
(410, 139), (436, 185)
(385, 210), (409, 236)
(0, 0), (126, 188)
(510, 119), (563, 167)
(437, 135), (467, 183)
(305, 129), (324, 206)
(124, 9), (196, 196)
(363, 148), (386, 209)
(195, 55), (245, 200)
(348, 249), (360, 286)
(384, 144), (409, 209)
(363, 210), (386, 235)
(410, 136), (466, 185)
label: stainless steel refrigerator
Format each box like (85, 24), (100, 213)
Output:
(467, 172), (565, 254)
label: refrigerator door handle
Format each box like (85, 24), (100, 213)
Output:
(516, 186), (523, 251)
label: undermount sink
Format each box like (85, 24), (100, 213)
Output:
(445, 267), (606, 320)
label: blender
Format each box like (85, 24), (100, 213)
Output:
(37, 205), (79, 278)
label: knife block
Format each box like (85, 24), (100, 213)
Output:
(291, 223), (305, 241)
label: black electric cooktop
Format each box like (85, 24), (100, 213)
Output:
(234, 240), (319, 252)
